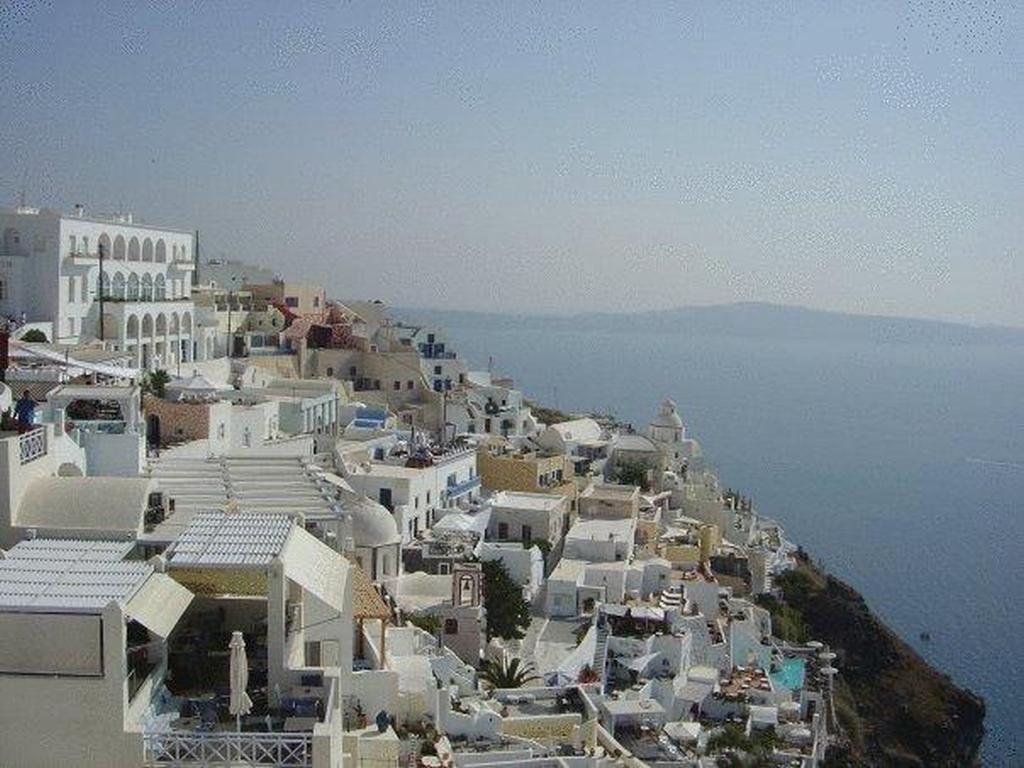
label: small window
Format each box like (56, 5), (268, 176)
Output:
(434, 365), (442, 375)
(414, 496), (420, 509)
(444, 618), (458, 635)
(522, 524), (532, 541)
(438, 562), (451, 575)
(82, 236), (89, 253)
(349, 366), (357, 377)
(406, 380), (414, 390)
(326, 367), (334, 377)
(427, 333), (435, 343)
(498, 522), (509, 540)
(285, 296), (298, 307)
(426, 491), (431, 504)
(69, 235), (76, 253)
(393, 380), (401, 391)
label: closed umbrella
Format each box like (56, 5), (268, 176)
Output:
(229, 631), (253, 731)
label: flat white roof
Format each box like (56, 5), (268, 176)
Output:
(602, 697), (666, 716)
(566, 517), (635, 541)
(0, 538), (150, 613)
(168, 511), (292, 568)
(490, 490), (565, 511)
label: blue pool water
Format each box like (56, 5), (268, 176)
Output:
(771, 659), (806, 691)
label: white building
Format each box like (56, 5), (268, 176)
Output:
(0, 205), (200, 368)
(486, 489), (570, 545)
(341, 443), (480, 544)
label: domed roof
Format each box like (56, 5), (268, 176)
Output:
(345, 493), (400, 548)
(652, 398), (683, 429)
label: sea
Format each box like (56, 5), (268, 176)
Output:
(421, 312), (1023, 766)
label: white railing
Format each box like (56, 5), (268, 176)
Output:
(142, 731), (313, 767)
(19, 427), (47, 465)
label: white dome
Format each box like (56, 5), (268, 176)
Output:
(652, 398), (683, 429)
(346, 494), (400, 548)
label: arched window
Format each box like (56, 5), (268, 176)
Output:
(154, 239), (166, 263)
(97, 232), (111, 258)
(127, 273), (140, 301)
(111, 272), (126, 300)
(113, 235), (126, 260)
(100, 271), (111, 298)
(128, 237), (140, 261)
(141, 273), (153, 301)
(142, 238), (153, 262)
(179, 244), (189, 262)
(154, 274), (166, 300)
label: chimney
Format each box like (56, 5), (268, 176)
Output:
(73, 204), (85, 218)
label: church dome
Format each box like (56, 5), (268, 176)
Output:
(347, 494), (401, 548)
(652, 398), (683, 429)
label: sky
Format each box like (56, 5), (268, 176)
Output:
(1, 1), (1021, 325)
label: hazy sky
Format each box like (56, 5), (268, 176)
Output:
(1, 2), (1021, 325)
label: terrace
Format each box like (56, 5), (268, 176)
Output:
(140, 511), (352, 767)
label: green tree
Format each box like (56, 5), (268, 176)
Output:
(478, 656), (538, 689)
(610, 459), (650, 491)
(141, 369), (171, 399)
(20, 329), (47, 343)
(482, 559), (531, 640)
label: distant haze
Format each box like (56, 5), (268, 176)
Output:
(1, 2), (1021, 324)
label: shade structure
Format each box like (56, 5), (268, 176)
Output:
(229, 631), (253, 725)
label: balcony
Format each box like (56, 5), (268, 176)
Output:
(443, 476), (481, 500)
(143, 731), (312, 767)
(19, 427), (47, 465)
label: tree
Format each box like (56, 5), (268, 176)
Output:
(20, 329), (47, 343)
(141, 369), (171, 399)
(482, 559), (531, 641)
(610, 459), (650, 491)
(478, 656), (538, 689)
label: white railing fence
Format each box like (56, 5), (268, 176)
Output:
(142, 731), (313, 767)
(19, 427), (47, 465)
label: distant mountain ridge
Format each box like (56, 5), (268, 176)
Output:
(394, 302), (1024, 347)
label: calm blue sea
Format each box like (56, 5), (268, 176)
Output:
(439, 320), (1023, 765)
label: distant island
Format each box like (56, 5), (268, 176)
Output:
(399, 302), (1024, 348)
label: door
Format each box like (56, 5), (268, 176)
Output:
(378, 488), (393, 511)
(146, 414), (161, 448)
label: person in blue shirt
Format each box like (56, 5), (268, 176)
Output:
(14, 390), (36, 433)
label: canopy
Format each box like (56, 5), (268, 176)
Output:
(125, 573), (193, 638)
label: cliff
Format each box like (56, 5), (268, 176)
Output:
(772, 554), (985, 767)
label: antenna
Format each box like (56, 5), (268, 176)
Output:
(18, 168), (27, 208)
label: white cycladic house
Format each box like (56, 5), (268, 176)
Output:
(0, 206), (200, 368)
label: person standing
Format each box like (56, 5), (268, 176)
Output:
(14, 390), (36, 433)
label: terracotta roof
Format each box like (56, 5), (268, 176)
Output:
(351, 563), (391, 620)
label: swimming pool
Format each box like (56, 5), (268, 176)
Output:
(770, 658), (806, 691)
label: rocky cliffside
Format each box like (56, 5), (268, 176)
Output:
(773, 554), (985, 767)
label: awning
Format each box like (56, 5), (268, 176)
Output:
(620, 652), (660, 672)
(126, 573), (194, 638)
(281, 528), (350, 614)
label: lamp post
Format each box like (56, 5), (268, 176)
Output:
(225, 274), (240, 359)
(98, 242), (106, 342)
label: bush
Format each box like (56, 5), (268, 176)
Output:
(20, 329), (47, 343)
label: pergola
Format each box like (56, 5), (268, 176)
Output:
(351, 563), (392, 661)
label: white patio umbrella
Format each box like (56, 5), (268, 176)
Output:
(228, 631), (253, 731)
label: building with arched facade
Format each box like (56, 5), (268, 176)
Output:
(0, 205), (205, 370)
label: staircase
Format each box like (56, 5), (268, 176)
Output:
(591, 623), (610, 692)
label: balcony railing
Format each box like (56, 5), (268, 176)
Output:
(443, 476), (481, 499)
(142, 732), (313, 767)
(19, 427), (47, 465)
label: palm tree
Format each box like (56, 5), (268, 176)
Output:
(478, 656), (539, 689)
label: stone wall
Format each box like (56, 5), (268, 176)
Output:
(142, 394), (210, 446)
